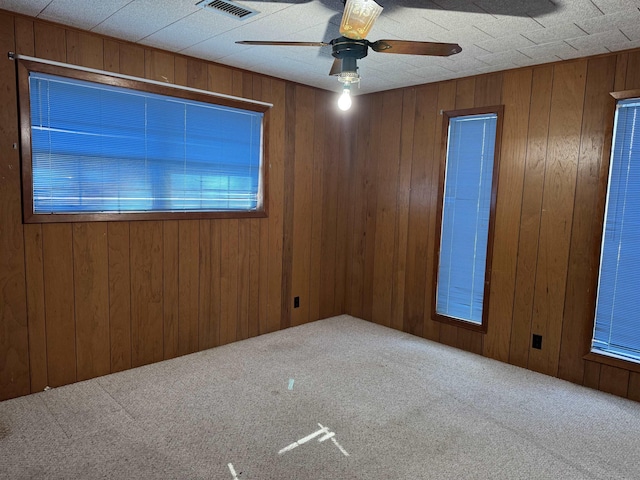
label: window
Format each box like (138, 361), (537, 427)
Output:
(433, 106), (503, 332)
(17, 58), (269, 223)
(591, 94), (640, 364)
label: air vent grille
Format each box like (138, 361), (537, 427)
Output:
(196, 0), (259, 20)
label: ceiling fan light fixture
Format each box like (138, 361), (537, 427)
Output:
(340, 0), (383, 40)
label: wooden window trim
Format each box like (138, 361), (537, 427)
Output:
(582, 89), (640, 370)
(17, 58), (270, 223)
(432, 105), (504, 334)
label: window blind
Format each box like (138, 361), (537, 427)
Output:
(29, 71), (263, 214)
(592, 98), (640, 362)
(436, 113), (498, 324)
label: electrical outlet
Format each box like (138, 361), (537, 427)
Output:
(294, 296), (300, 308)
(532, 334), (542, 350)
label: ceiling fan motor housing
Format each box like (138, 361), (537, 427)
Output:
(331, 37), (369, 85)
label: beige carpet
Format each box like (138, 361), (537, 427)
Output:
(1, 315), (639, 479)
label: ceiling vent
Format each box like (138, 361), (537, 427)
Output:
(196, 0), (259, 20)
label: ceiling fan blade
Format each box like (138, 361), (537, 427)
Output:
(339, 0), (383, 40)
(370, 40), (462, 57)
(329, 59), (342, 76)
(236, 40), (329, 47)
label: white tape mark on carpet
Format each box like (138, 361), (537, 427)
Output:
(278, 423), (349, 457)
(228, 463), (239, 479)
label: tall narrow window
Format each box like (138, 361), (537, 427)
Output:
(18, 58), (269, 223)
(591, 96), (640, 363)
(433, 107), (502, 332)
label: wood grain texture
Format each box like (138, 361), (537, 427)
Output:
(628, 373), (640, 402)
(267, 79), (286, 334)
(598, 365), (629, 398)
(42, 224), (76, 386)
(371, 90), (403, 328)
(0, 12), (30, 400)
(484, 69), (531, 362)
(308, 91), (326, 323)
(320, 97), (341, 319)
(291, 86), (315, 326)
(391, 88), (416, 331)
(73, 224), (110, 381)
(108, 222), (131, 372)
(583, 360), (601, 390)
(178, 220), (200, 354)
(424, 82), (456, 342)
(163, 221), (179, 360)
(528, 60), (587, 377)
(361, 95), (382, 322)
(558, 56), (616, 384)
(509, 66), (553, 369)
(24, 225), (47, 392)
(130, 221), (164, 367)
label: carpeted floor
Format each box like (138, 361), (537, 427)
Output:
(1, 315), (639, 479)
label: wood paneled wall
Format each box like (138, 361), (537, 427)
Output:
(3, 9), (640, 404)
(345, 49), (640, 402)
(0, 11), (349, 401)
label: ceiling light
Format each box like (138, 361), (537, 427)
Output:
(338, 86), (352, 111)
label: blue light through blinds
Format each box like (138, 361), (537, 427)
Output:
(436, 113), (498, 324)
(592, 98), (640, 362)
(29, 72), (263, 214)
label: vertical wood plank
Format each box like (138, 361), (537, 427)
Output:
(163, 221), (179, 360)
(130, 222), (164, 367)
(528, 60), (587, 377)
(198, 220), (213, 349)
(73, 224), (110, 381)
(390, 88), (415, 331)
(424, 81), (456, 341)
(178, 220), (200, 354)
(108, 222), (131, 373)
(559, 56), (616, 384)
(14, 16), (35, 56)
(280, 83), (296, 330)
(34, 22), (66, 61)
(320, 96), (339, 319)
(361, 94), (382, 322)
(484, 69), (531, 362)
(291, 86), (315, 326)
(598, 365), (629, 398)
(237, 220), (251, 340)
(628, 373), (640, 402)
(248, 218), (261, 338)
(309, 92), (326, 323)
(1, 12), (30, 399)
(66, 30), (103, 68)
(333, 109), (350, 316)
(24, 226), (47, 392)
(266, 79), (285, 334)
(209, 221), (222, 347)
(345, 96), (372, 318)
(145, 49), (175, 83)
(510, 65), (554, 368)
(371, 90), (404, 327)
(220, 220), (239, 344)
(403, 84), (438, 337)
(42, 225), (76, 387)
(624, 51), (640, 90)
(583, 360), (601, 390)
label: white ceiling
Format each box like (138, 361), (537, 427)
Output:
(2, 0), (640, 95)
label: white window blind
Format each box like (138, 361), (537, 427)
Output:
(29, 71), (264, 214)
(592, 98), (640, 362)
(436, 113), (498, 324)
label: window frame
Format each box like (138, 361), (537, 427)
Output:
(584, 88), (640, 371)
(432, 105), (504, 333)
(17, 58), (270, 223)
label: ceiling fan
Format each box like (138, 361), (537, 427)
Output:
(237, 0), (462, 110)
